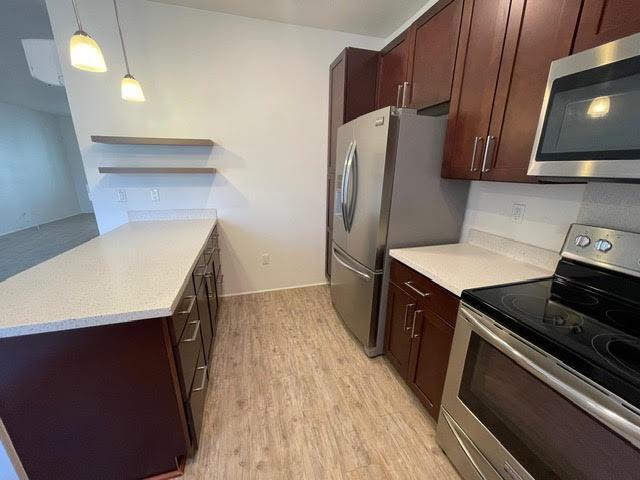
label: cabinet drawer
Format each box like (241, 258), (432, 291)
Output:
(175, 313), (203, 396)
(390, 259), (458, 327)
(168, 276), (197, 344)
(204, 226), (219, 255)
(193, 254), (207, 289)
(186, 353), (208, 449)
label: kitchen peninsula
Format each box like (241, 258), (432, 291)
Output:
(0, 218), (221, 479)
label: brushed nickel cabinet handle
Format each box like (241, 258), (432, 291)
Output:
(183, 320), (201, 343)
(411, 310), (423, 339)
(396, 84), (404, 107)
(404, 281), (431, 298)
(401, 81), (410, 107)
(481, 135), (495, 173)
(403, 303), (416, 331)
(192, 365), (208, 392)
(470, 136), (483, 172)
(175, 295), (196, 315)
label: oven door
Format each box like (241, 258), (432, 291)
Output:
(437, 304), (640, 480)
(528, 32), (640, 180)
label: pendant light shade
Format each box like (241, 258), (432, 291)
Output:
(114, 0), (145, 102)
(69, 1), (106, 72)
(121, 74), (145, 102)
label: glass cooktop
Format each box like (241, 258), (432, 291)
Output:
(462, 264), (640, 409)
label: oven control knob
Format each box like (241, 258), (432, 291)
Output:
(594, 239), (612, 253)
(574, 235), (591, 248)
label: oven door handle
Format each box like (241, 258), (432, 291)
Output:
(460, 306), (640, 449)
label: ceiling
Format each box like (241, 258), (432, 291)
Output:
(149, 0), (427, 37)
(0, 0), (70, 115)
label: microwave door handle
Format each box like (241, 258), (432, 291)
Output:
(340, 141), (353, 232)
(460, 307), (640, 449)
(347, 143), (358, 231)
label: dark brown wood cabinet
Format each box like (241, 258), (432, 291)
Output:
(573, 0), (640, 52)
(0, 226), (222, 479)
(384, 259), (459, 420)
(376, 32), (411, 108)
(406, 0), (464, 109)
(376, 0), (463, 110)
(326, 48), (378, 279)
(384, 282), (416, 378)
(442, 0), (583, 183)
(407, 309), (455, 419)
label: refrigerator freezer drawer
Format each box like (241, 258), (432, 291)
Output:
(330, 245), (382, 351)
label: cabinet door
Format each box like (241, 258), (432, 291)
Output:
(573, 0), (640, 52)
(196, 280), (213, 361)
(441, 0), (511, 180)
(376, 33), (410, 108)
(328, 55), (346, 174)
(407, 0), (464, 109)
(383, 282), (416, 378)
(481, 0), (582, 182)
(407, 309), (455, 420)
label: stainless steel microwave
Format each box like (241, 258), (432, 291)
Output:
(528, 32), (640, 181)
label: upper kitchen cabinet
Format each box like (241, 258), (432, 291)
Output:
(376, 0), (464, 110)
(573, 0), (640, 52)
(482, 0), (583, 182)
(376, 32), (411, 109)
(327, 48), (378, 174)
(442, 0), (512, 180)
(406, 0), (464, 109)
(326, 47), (378, 279)
(442, 0), (582, 182)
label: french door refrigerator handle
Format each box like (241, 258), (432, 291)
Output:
(332, 247), (372, 281)
(347, 142), (358, 231)
(340, 141), (353, 232)
(460, 306), (640, 448)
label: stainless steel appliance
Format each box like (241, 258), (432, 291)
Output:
(330, 106), (468, 357)
(528, 32), (640, 180)
(437, 224), (640, 480)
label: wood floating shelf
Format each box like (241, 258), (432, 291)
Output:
(98, 167), (216, 174)
(91, 136), (214, 147)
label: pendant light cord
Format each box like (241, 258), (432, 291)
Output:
(113, 0), (131, 75)
(71, 0), (83, 30)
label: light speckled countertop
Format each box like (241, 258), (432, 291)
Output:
(0, 218), (216, 338)
(389, 241), (554, 297)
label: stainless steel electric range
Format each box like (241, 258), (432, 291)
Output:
(437, 224), (640, 480)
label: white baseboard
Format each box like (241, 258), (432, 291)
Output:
(220, 281), (328, 298)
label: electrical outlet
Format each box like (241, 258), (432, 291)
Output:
(116, 189), (127, 203)
(150, 188), (160, 202)
(262, 253), (271, 266)
(512, 203), (526, 224)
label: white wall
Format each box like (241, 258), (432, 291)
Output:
(45, 0), (384, 295)
(384, 0), (439, 43)
(0, 102), (82, 235)
(57, 115), (93, 213)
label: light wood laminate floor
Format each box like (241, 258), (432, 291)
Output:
(184, 285), (460, 479)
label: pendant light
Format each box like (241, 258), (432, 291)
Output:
(113, 0), (145, 102)
(69, 0), (107, 72)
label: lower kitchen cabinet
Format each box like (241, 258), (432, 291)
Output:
(384, 259), (458, 420)
(407, 309), (455, 420)
(383, 282), (416, 378)
(0, 224), (222, 479)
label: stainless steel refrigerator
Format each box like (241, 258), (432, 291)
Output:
(330, 106), (469, 357)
